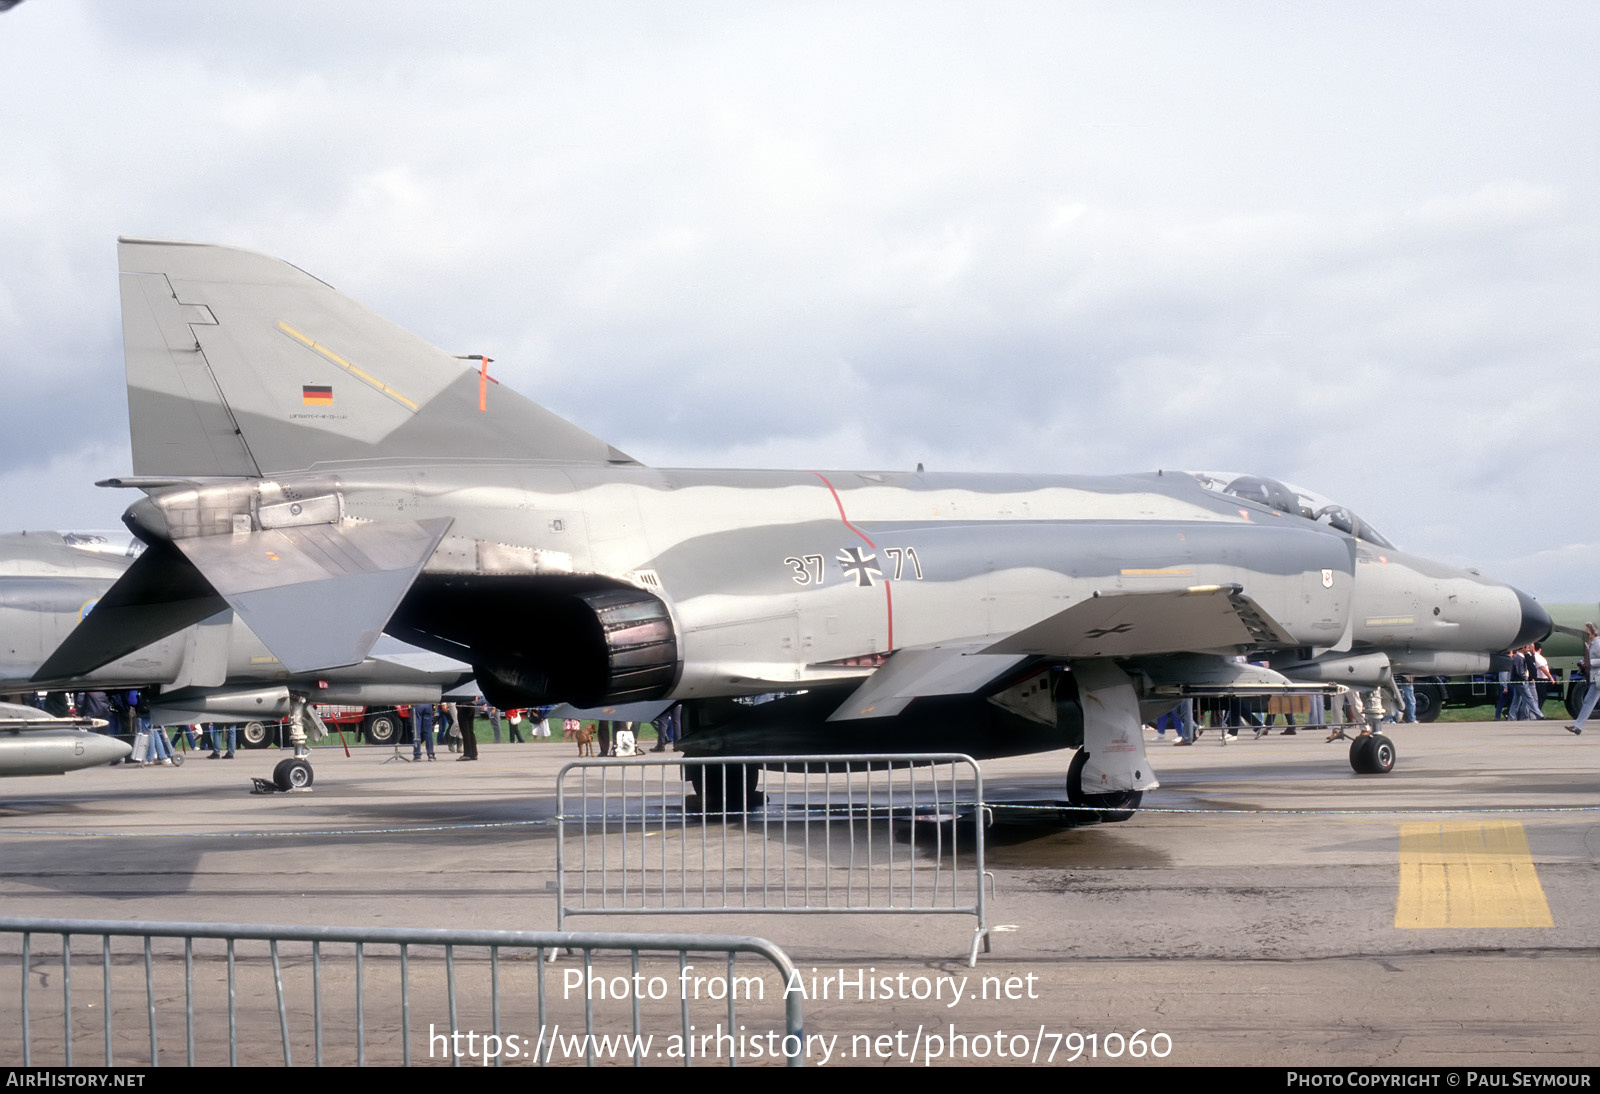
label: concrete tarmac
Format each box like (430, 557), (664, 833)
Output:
(1, 720), (1595, 1067)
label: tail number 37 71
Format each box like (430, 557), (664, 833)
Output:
(784, 547), (923, 585)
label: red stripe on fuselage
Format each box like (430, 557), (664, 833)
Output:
(810, 471), (894, 651)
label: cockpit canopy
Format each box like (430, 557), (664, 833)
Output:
(1192, 471), (1395, 549)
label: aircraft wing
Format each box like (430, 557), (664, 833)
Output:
(827, 585), (1299, 722)
(981, 584), (1295, 659)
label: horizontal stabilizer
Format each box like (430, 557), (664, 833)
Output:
(828, 644), (1028, 721)
(177, 518), (453, 673)
(33, 543), (226, 682)
(983, 584), (1295, 660)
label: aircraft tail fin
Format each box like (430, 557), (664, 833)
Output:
(118, 238), (639, 477)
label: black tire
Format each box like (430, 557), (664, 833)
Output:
(1368, 733), (1396, 774)
(1066, 749), (1142, 822)
(364, 712), (399, 746)
(1567, 681), (1590, 720)
(273, 757), (314, 791)
(241, 721), (273, 750)
(684, 763), (762, 816)
(1413, 682), (1445, 723)
(1349, 733), (1396, 774)
(1349, 734), (1374, 772)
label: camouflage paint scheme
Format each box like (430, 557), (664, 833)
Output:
(34, 241), (1550, 808)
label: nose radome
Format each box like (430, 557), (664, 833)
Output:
(1510, 587), (1552, 648)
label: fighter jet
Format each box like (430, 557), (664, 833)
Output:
(0, 701), (128, 776)
(36, 240), (1549, 809)
(6, 528), (473, 786)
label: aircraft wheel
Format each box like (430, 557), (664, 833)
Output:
(1066, 749), (1142, 822)
(364, 712), (399, 746)
(169, 750), (184, 768)
(1368, 733), (1396, 773)
(1412, 682), (1445, 723)
(683, 763), (762, 816)
(273, 757), (314, 792)
(241, 721), (272, 750)
(1349, 733), (1396, 774)
(1567, 682), (1590, 720)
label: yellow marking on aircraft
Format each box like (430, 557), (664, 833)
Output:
(1396, 822), (1553, 928)
(1119, 568), (1194, 576)
(277, 321), (419, 412)
(249, 656), (280, 664)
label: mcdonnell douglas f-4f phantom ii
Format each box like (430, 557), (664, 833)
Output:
(37, 240), (1550, 812)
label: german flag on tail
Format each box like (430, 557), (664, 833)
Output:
(302, 385), (333, 406)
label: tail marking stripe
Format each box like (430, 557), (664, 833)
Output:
(276, 320), (420, 412)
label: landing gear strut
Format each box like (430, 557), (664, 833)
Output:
(250, 692), (318, 793)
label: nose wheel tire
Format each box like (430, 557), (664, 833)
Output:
(1066, 749), (1143, 822)
(1349, 733), (1396, 774)
(273, 757), (314, 791)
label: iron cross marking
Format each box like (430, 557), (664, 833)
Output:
(836, 546), (883, 588)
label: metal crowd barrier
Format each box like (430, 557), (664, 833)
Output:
(0, 917), (804, 1067)
(556, 754), (992, 965)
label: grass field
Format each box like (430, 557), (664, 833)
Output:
(1434, 701), (1568, 723)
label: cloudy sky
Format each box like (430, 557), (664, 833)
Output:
(1, 1), (1595, 600)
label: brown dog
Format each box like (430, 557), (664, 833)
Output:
(567, 721), (596, 757)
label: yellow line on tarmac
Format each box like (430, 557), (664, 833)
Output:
(1396, 821), (1553, 928)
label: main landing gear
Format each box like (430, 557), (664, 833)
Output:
(1066, 749), (1143, 823)
(683, 763), (763, 816)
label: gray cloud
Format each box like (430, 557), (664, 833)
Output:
(0, 0), (1594, 598)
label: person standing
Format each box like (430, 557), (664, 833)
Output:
(412, 704), (437, 761)
(651, 706), (675, 752)
(443, 701), (460, 753)
(1566, 623), (1599, 735)
(1508, 647), (1539, 721)
(1494, 660), (1514, 720)
(456, 701), (478, 761)
(1396, 675), (1418, 724)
